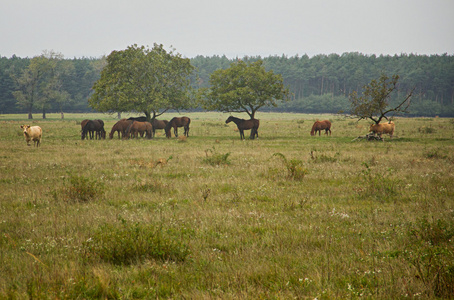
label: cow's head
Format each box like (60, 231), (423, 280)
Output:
(20, 125), (31, 134)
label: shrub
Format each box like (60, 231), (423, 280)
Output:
(83, 219), (191, 265)
(272, 153), (308, 180)
(63, 175), (104, 202)
(203, 147), (231, 166)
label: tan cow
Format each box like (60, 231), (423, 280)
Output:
(21, 125), (42, 147)
(369, 121), (395, 138)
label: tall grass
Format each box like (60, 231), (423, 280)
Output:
(0, 113), (453, 298)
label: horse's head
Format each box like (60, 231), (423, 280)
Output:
(225, 116), (232, 124)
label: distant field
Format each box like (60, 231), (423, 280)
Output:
(1, 112), (453, 298)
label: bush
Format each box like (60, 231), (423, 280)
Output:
(83, 219), (191, 265)
(63, 175), (104, 202)
(203, 147), (231, 166)
(272, 153), (308, 180)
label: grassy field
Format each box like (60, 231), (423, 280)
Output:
(1, 112), (453, 299)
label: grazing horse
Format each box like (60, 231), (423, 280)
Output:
(109, 119), (133, 139)
(310, 120), (332, 136)
(225, 116), (260, 140)
(151, 119), (169, 138)
(82, 120), (105, 140)
(126, 121), (153, 139)
(369, 121), (395, 138)
(128, 116), (148, 122)
(165, 117), (191, 138)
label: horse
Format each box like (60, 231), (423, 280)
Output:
(310, 120), (332, 136)
(369, 121), (395, 138)
(81, 120), (105, 140)
(151, 119), (168, 138)
(165, 117), (191, 138)
(94, 119), (105, 139)
(128, 116), (148, 122)
(125, 121), (153, 139)
(225, 116), (260, 140)
(109, 119), (133, 139)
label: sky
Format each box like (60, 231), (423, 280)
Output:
(1, 0), (453, 59)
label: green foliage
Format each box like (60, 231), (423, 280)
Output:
(403, 217), (454, 298)
(272, 152), (308, 180)
(83, 219), (191, 265)
(89, 44), (195, 120)
(202, 147), (231, 166)
(201, 60), (290, 118)
(62, 175), (104, 202)
(349, 74), (412, 124)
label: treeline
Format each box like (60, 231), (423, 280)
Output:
(1, 52), (453, 117)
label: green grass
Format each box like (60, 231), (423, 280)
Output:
(1, 112), (453, 298)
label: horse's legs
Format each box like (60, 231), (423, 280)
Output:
(239, 129), (244, 140)
(184, 125), (189, 137)
(174, 126), (178, 137)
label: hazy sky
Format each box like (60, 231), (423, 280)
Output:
(1, 0), (453, 59)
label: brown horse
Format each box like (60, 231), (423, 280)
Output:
(109, 119), (133, 139)
(126, 121), (153, 139)
(310, 120), (332, 136)
(225, 116), (260, 140)
(165, 117), (191, 138)
(151, 119), (169, 138)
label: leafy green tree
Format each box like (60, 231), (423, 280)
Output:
(349, 74), (414, 124)
(89, 44), (195, 121)
(201, 60), (290, 119)
(12, 51), (70, 119)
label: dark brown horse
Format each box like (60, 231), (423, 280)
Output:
(225, 116), (259, 140)
(151, 119), (168, 138)
(81, 120), (106, 140)
(109, 119), (133, 139)
(165, 117), (191, 138)
(310, 120), (332, 136)
(126, 121), (153, 139)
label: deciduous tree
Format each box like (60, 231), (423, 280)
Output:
(89, 44), (195, 121)
(349, 74), (413, 124)
(201, 60), (290, 119)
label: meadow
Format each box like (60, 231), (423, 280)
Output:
(0, 112), (453, 299)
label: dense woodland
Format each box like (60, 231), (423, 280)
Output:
(1, 52), (453, 117)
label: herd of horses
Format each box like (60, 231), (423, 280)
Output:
(80, 116), (392, 140)
(80, 116), (191, 140)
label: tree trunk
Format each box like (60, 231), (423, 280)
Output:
(28, 112), (33, 119)
(144, 111), (151, 122)
(61, 112), (64, 119)
(117, 112), (121, 119)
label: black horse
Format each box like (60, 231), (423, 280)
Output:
(225, 116), (259, 140)
(81, 119), (105, 140)
(128, 116), (148, 122)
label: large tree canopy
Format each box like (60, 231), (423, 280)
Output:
(201, 60), (290, 119)
(89, 44), (195, 121)
(349, 74), (414, 124)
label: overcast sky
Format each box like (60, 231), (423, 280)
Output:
(1, 0), (453, 59)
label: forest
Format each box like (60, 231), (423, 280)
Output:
(1, 52), (453, 117)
